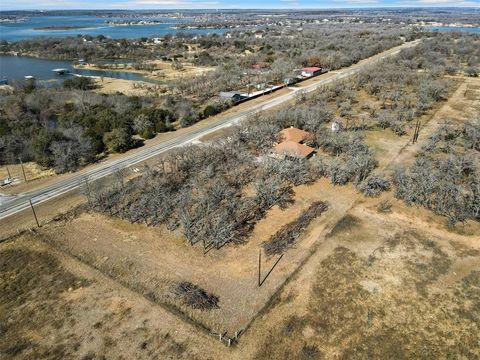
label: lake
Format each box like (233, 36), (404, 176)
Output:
(426, 26), (480, 34)
(0, 55), (156, 83)
(0, 15), (227, 42)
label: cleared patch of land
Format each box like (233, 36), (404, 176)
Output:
(93, 77), (159, 96)
(38, 177), (355, 335)
(77, 60), (215, 82)
(253, 202), (480, 359)
(0, 234), (227, 360)
(0, 162), (55, 186)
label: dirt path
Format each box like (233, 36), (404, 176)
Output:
(389, 78), (473, 168)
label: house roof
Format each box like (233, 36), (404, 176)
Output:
(273, 141), (315, 159)
(279, 127), (311, 143)
(219, 91), (244, 99)
(303, 67), (322, 72)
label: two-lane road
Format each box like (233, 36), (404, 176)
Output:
(0, 39), (422, 221)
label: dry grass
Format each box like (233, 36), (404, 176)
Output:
(0, 240), (89, 358)
(0, 234), (226, 360)
(31, 177), (355, 335)
(255, 212), (480, 360)
(93, 77), (158, 96)
(77, 61), (215, 82)
(0, 162), (55, 185)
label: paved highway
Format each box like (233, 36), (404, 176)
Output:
(0, 39), (421, 220)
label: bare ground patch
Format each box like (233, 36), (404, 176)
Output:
(0, 234), (227, 360)
(254, 207), (480, 360)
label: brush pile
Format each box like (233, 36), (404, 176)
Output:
(263, 201), (329, 256)
(173, 281), (219, 310)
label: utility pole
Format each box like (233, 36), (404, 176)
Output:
(6, 165), (11, 179)
(19, 158), (27, 182)
(258, 249), (261, 287)
(29, 199), (40, 227)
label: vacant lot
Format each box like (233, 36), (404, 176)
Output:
(0, 234), (228, 360)
(39, 177), (356, 335)
(0, 162), (55, 186)
(254, 203), (480, 359)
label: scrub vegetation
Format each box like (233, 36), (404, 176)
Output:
(1, 10), (479, 360)
(0, 24), (417, 174)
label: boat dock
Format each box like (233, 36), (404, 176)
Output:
(52, 68), (70, 75)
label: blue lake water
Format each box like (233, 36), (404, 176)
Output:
(0, 55), (156, 83)
(0, 15), (227, 42)
(426, 26), (480, 33)
(0, 15), (227, 82)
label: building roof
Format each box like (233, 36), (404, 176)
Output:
(273, 141), (315, 159)
(219, 91), (245, 99)
(279, 127), (311, 143)
(303, 67), (322, 72)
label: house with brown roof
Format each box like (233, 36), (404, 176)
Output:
(272, 127), (316, 160)
(279, 127), (311, 143)
(273, 141), (315, 160)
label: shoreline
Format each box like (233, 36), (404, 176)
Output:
(73, 63), (160, 81)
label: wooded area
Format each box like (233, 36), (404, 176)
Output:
(1, 24), (419, 173)
(84, 32), (479, 249)
(394, 120), (480, 225)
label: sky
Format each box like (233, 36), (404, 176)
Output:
(1, 0), (479, 10)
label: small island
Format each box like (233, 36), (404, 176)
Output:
(105, 20), (163, 26)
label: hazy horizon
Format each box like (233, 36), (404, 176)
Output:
(1, 2), (479, 11)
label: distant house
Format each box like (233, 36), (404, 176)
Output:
(283, 77), (298, 86)
(273, 141), (315, 160)
(301, 67), (323, 78)
(219, 91), (247, 102)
